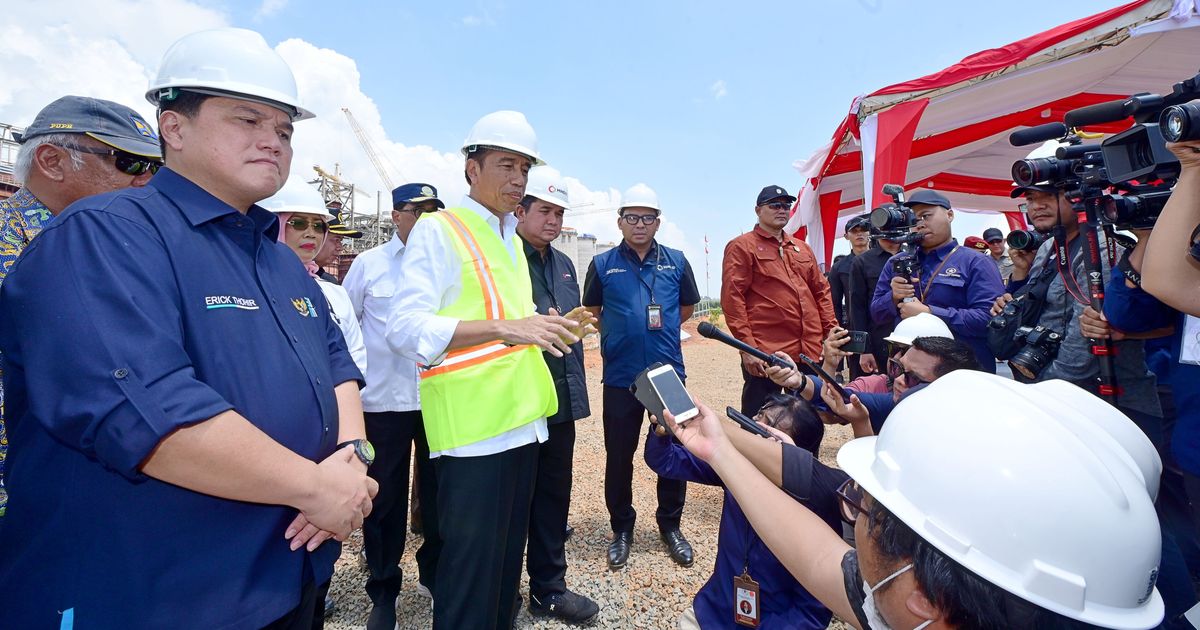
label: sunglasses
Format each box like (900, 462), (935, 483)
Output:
(762, 201), (791, 211)
(621, 214), (659, 226)
(887, 357), (932, 388)
(836, 478), (869, 525)
(56, 143), (162, 176)
(286, 217), (329, 233)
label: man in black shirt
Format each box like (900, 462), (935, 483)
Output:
(515, 168), (600, 624)
(828, 215), (871, 378)
(848, 233), (901, 374)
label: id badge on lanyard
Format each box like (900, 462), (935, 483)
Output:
(647, 303), (663, 330)
(733, 571), (760, 627)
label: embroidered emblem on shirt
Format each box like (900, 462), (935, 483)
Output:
(204, 295), (260, 310)
(940, 267), (962, 278)
(292, 297), (318, 317)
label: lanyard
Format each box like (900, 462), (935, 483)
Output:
(917, 245), (960, 302)
(623, 245), (660, 303)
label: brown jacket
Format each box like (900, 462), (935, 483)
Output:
(721, 225), (836, 361)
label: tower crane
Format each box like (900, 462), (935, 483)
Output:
(342, 107), (401, 190)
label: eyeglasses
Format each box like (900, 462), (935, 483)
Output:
(54, 143), (162, 176)
(836, 478), (868, 525)
(286, 217), (329, 233)
(887, 357), (932, 388)
(761, 201), (791, 211)
(621, 214), (659, 226)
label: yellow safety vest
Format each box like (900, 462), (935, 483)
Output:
(418, 207), (557, 451)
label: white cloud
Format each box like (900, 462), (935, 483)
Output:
(462, 15), (483, 27)
(255, 0), (289, 20)
(710, 79), (727, 100)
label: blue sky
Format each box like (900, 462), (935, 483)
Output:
(3, 0), (1128, 295)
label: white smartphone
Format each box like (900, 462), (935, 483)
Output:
(646, 364), (699, 423)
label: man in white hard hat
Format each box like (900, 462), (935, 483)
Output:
(665, 371), (1166, 630)
(387, 111), (593, 629)
(0, 28), (376, 629)
(582, 183), (702, 571)
(514, 167), (600, 624)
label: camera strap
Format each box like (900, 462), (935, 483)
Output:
(917, 245), (960, 302)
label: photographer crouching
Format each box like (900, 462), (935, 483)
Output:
(658, 371), (1167, 629)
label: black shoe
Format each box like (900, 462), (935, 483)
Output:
(607, 531), (632, 570)
(365, 602), (396, 630)
(661, 529), (694, 567)
(323, 594), (338, 618)
(530, 590), (600, 625)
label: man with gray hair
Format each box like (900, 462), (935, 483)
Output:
(0, 95), (161, 516)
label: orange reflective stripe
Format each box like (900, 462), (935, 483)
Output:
(420, 344), (526, 378)
(437, 212), (505, 320)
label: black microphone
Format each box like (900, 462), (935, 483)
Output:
(1009, 122), (1067, 147)
(1064, 99), (1130, 128)
(696, 322), (794, 368)
(726, 407), (774, 439)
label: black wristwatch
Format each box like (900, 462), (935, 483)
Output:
(337, 439), (375, 467)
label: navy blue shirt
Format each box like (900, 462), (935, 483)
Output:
(583, 240), (700, 388)
(0, 168), (362, 629)
(869, 239), (1004, 373)
(645, 429), (842, 629)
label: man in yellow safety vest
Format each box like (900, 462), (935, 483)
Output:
(386, 110), (593, 629)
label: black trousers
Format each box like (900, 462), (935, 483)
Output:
(740, 365), (783, 417)
(362, 411), (440, 608)
(526, 421), (576, 598)
(433, 441), (538, 630)
(262, 580), (318, 630)
(603, 386), (686, 533)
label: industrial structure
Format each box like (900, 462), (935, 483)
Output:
(1, 123), (22, 199)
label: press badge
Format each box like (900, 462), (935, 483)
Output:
(733, 571), (760, 627)
(647, 303), (663, 330)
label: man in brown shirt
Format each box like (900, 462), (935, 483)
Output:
(721, 185), (837, 415)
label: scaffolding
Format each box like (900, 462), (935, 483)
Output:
(309, 164), (391, 253)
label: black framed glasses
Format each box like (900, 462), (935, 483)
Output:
(762, 201), (791, 211)
(887, 357), (932, 388)
(54, 143), (162, 176)
(285, 217), (329, 233)
(621, 214), (659, 226)
(836, 478), (868, 525)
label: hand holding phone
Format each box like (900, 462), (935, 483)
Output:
(631, 364), (699, 428)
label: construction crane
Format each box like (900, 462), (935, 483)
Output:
(343, 107), (401, 191)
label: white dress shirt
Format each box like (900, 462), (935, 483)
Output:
(342, 234), (420, 413)
(316, 278), (368, 375)
(386, 196), (547, 458)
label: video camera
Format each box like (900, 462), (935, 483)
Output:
(869, 184), (923, 289)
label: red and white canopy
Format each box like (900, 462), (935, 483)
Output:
(789, 0), (1200, 266)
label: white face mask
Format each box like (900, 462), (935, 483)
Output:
(861, 563), (932, 630)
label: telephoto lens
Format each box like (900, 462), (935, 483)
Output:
(1011, 157), (1074, 187)
(1100, 191), (1172, 230)
(870, 203), (915, 232)
(1006, 229), (1049, 252)
(1160, 100), (1200, 143)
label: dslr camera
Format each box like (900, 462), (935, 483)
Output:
(1009, 325), (1064, 380)
(1006, 229), (1049, 252)
(870, 184), (923, 286)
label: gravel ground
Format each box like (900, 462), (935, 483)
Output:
(327, 322), (854, 629)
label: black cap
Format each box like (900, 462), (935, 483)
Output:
(902, 189), (952, 210)
(756, 185), (796, 206)
(982, 227), (1005, 242)
(845, 214), (871, 233)
(1009, 184), (1058, 199)
(15, 95), (162, 158)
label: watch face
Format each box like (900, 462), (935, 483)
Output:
(360, 440), (376, 463)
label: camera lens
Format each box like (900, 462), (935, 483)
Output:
(1012, 161), (1035, 187)
(1006, 229), (1046, 252)
(1160, 101), (1200, 143)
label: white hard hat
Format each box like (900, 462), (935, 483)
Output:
(264, 180), (329, 218)
(147, 28), (314, 121)
(619, 183), (660, 213)
(524, 166), (569, 209)
(461, 110), (543, 166)
(837, 372), (1164, 629)
(883, 312), (953, 346)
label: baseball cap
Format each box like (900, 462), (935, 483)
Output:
(1009, 184), (1058, 199)
(845, 214), (871, 233)
(756, 185), (796, 206)
(964, 236), (990, 252)
(902, 189), (952, 210)
(982, 227), (1005, 243)
(15, 95), (162, 159)
(392, 183), (445, 209)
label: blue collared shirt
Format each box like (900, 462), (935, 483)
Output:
(582, 240), (701, 388)
(869, 239), (1004, 372)
(0, 168), (361, 629)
